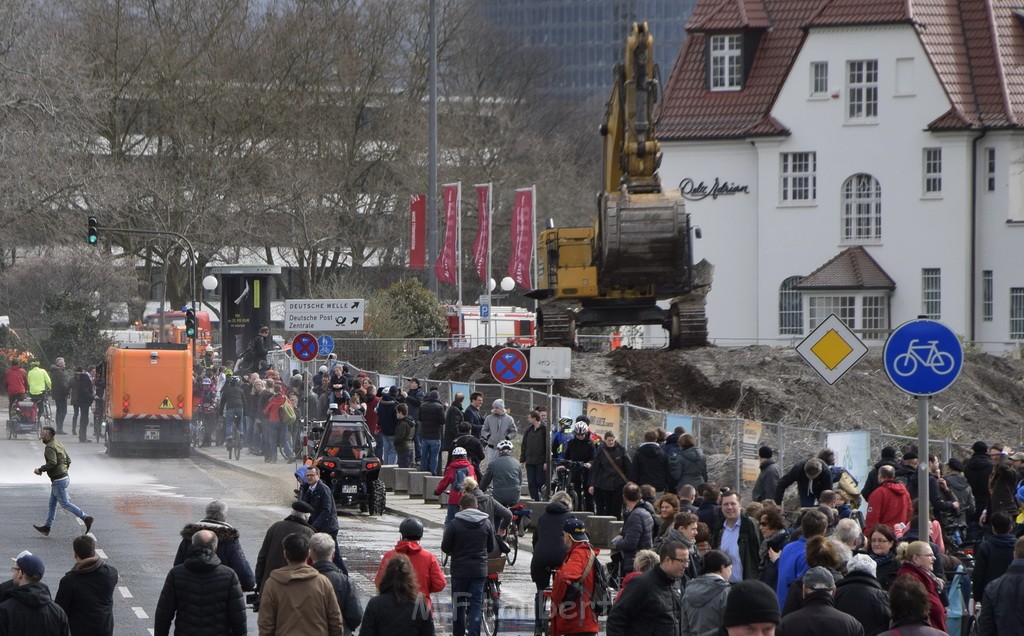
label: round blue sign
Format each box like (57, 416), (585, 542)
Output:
(291, 332), (319, 362)
(318, 335), (335, 357)
(883, 319), (963, 396)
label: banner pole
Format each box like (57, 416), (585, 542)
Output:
(531, 185), (538, 312)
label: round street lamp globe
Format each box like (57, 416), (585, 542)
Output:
(500, 277), (515, 292)
(488, 278), (497, 292)
(202, 275), (218, 291)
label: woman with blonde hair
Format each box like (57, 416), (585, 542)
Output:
(895, 541), (946, 632)
(361, 553), (434, 636)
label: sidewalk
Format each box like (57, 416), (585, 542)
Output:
(190, 444), (454, 530)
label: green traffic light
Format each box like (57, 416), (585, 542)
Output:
(88, 234), (97, 244)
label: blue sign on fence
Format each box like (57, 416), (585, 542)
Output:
(318, 335), (335, 357)
(883, 319), (963, 396)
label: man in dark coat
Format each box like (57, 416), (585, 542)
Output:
(154, 530), (247, 636)
(628, 429), (670, 493)
(751, 446), (783, 503)
(417, 389), (446, 476)
(442, 392), (465, 461)
(308, 533), (362, 635)
(607, 540), (686, 636)
(964, 440), (994, 526)
(440, 494), (496, 636)
(375, 386), (400, 465)
(972, 511), (1017, 603)
(0, 553), (69, 636)
(773, 458), (832, 507)
(49, 358), (70, 435)
(860, 446), (899, 502)
(778, 567), (864, 636)
(54, 535), (118, 636)
(833, 554), (890, 636)
(299, 467), (347, 574)
(450, 422), (485, 473)
(979, 535), (1024, 634)
(173, 500), (255, 592)
(463, 392), (484, 438)
(255, 500), (314, 594)
(713, 491), (762, 581)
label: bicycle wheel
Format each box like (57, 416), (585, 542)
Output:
(893, 352), (918, 377)
(505, 531), (519, 565)
(481, 580), (499, 636)
(931, 351), (956, 375)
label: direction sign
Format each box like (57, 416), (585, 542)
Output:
(795, 314), (868, 385)
(285, 299), (366, 332)
(884, 319), (963, 396)
(490, 347), (529, 385)
(291, 332), (319, 362)
(318, 335), (335, 357)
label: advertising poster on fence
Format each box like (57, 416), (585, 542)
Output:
(741, 420), (763, 481)
(827, 431), (872, 511)
(586, 401), (622, 440)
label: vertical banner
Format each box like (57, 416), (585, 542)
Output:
(434, 183), (460, 284)
(409, 194), (426, 269)
(508, 187), (534, 288)
(472, 184), (491, 282)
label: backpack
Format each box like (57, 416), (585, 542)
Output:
(837, 469), (863, 509)
(280, 401), (296, 425)
(578, 550), (613, 616)
(452, 465), (470, 494)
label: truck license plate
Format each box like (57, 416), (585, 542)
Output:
(144, 426), (160, 441)
(341, 485), (357, 494)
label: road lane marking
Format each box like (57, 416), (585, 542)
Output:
(95, 549), (107, 559)
(132, 607), (148, 619)
(118, 587), (133, 598)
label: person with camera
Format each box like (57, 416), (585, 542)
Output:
(550, 519), (599, 636)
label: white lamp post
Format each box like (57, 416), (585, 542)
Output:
(202, 275), (218, 292)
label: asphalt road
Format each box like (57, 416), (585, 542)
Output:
(0, 434), (539, 635)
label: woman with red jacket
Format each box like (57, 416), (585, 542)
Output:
(895, 541), (947, 632)
(262, 385), (290, 463)
(550, 519), (599, 636)
(434, 447), (478, 523)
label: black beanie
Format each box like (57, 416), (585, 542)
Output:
(973, 441), (988, 455)
(723, 580), (780, 627)
(758, 445), (773, 459)
(881, 446), (897, 459)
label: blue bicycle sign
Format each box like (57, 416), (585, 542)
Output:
(884, 320), (963, 396)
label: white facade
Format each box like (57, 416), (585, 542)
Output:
(661, 24), (1024, 351)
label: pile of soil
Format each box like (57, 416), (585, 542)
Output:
(393, 345), (1024, 446)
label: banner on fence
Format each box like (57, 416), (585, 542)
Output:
(666, 414), (693, 435)
(560, 398), (584, 422)
(586, 401), (622, 440)
(827, 431), (872, 506)
(741, 420), (763, 481)
(452, 382), (471, 402)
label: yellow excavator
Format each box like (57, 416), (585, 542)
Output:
(528, 22), (711, 348)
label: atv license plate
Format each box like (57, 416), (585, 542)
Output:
(144, 426), (160, 441)
(341, 485), (358, 494)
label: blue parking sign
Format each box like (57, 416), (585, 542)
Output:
(883, 319), (963, 396)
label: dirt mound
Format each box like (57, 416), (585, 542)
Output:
(391, 344), (1024, 445)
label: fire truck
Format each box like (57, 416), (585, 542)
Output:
(445, 305), (535, 347)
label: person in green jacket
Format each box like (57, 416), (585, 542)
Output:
(26, 360), (52, 416)
(394, 404), (417, 469)
(33, 426), (93, 537)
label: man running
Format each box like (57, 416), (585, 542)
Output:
(33, 427), (93, 537)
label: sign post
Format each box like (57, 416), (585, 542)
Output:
(883, 318), (963, 541)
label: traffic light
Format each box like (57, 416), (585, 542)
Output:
(184, 309), (197, 339)
(87, 217), (98, 245)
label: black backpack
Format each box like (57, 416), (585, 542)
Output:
(578, 550), (613, 616)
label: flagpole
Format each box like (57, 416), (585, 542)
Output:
(456, 182), (463, 328)
(485, 183), (493, 346)
(531, 184), (538, 313)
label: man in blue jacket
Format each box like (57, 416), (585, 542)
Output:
(775, 509), (828, 609)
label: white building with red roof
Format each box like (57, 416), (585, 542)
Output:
(657, 0), (1024, 351)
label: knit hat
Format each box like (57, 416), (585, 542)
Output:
(722, 580), (780, 627)
(492, 399), (505, 410)
(14, 553), (44, 578)
(758, 446), (773, 459)
(946, 458), (965, 473)
(881, 446), (897, 459)
(902, 451), (918, 461)
(973, 441), (989, 455)
(291, 500), (313, 514)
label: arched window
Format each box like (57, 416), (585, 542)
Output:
(779, 276), (804, 335)
(841, 174), (881, 242)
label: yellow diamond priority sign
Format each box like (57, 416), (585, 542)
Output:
(796, 314), (868, 385)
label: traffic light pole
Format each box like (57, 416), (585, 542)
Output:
(89, 223), (198, 360)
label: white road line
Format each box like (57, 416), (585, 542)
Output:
(95, 549), (107, 559)
(118, 586), (133, 599)
(148, 630), (155, 635)
(132, 607), (148, 619)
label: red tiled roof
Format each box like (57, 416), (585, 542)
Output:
(793, 246), (896, 290)
(658, 0), (1024, 140)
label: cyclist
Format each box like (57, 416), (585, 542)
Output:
(3, 359), (27, 413)
(551, 417), (575, 463)
(26, 360), (52, 419)
(562, 419), (597, 512)
(481, 440), (523, 508)
(376, 518), (446, 612)
(531, 490), (574, 634)
(440, 493), (496, 636)
(551, 519), (599, 636)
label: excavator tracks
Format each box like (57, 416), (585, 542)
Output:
(536, 306), (576, 347)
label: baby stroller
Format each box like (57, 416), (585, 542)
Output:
(7, 399), (40, 439)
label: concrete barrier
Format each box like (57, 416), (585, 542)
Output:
(407, 472), (431, 497)
(424, 476), (444, 502)
(380, 465), (397, 491)
(572, 511), (593, 525)
(524, 500), (549, 522)
(585, 516), (618, 548)
(394, 468), (415, 493)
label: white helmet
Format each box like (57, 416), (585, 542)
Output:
(572, 421), (590, 435)
(452, 446), (467, 457)
(496, 440), (513, 454)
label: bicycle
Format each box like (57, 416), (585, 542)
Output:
(505, 504), (532, 566)
(191, 418), (206, 449)
(553, 460), (591, 511)
(893, 339), (956, 376)
(30, 393), (52, 430)
(481, 557), (504, 636)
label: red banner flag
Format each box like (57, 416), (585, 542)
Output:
(409, 194), (426, 269)
(472, 184), (490, 283)
(507, 187), (534, 289)
(434, 183), (460, 284)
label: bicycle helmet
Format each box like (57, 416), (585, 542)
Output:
(399, 517), (424, 541)
(452, 446), (467, 457)
(496, 440), (514, 454)
(571, 421), (590, 435)
(201, 377), (213, 385)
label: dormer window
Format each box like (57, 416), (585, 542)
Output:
(709, 34), (744, 91)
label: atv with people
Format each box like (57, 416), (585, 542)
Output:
(303, 413), (386, 515)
